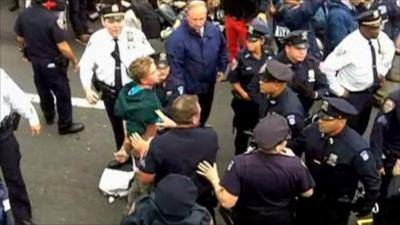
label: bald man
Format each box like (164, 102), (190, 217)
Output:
(165, 0), (228, 125)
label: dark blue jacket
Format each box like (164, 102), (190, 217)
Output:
(324, 1), (358, 55)
(165, 20), (228, 94)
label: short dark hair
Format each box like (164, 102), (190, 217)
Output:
(128, 56), (154, 84)
(172, 95), (200, 124)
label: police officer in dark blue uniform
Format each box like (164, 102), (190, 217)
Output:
(370, 88), (400, 225)
(154, 52), (181, 116)
(275, 30), (329, 112)
(227, 18), (273, 155)
(197, 113), (315, 225)
(14, 0), (84, 135)
(289, 97), (381, 225)
(253, 59), (305, 137)
(273, 0), (326, 59)
(370, 0), (400, 41)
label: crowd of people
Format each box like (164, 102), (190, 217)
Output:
(1, 0), (400, 225)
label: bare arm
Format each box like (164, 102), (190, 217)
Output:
(56, 41), (79, 69)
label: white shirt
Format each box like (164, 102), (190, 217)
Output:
(79, 27), (155, 90)
(0, 69), (39, 127)
(320, 30), (395, 96)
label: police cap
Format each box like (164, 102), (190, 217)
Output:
(319, 97), (358, 119)
(259, 60), (294, 82)
(100, 3), (125, 19)
(247, 18), (269, 41)
(154, 174), (198, 217)
(155, 52), (169, 68)
(284, 30), (309, 49)
(357, 10), (382, 28)
(254, 113), (291, 150)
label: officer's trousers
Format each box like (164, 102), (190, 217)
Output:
(295, 196), (351, 225)
(32, 60), (73, 128)
(231, 98), (259, 155)
(373, 160), (400, 225)
(103, 95), (125, 150)
(0, 132), (32, 223)
(197, 85), (215, 126)
(68, 0), (89, 35)
(346, 90), (374, 135)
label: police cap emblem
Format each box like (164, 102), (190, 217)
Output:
(360, 151), (370, 161)
(321, 100), (329, 112)
(382, 99), (395, 113)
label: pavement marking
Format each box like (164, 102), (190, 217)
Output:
(26, 93), (106, 110)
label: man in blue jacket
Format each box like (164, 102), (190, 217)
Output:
(165, 0), (228, 125)
(324, 0), (362, 55)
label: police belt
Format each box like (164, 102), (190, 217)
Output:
(0, 113), (20, 140)
(91, 74), (118, 100)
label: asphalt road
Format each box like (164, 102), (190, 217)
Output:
(0, 2), (372, 224)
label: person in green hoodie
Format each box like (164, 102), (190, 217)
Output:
(114, 56), (161, 160)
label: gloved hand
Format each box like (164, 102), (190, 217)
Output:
(352, 197), (375, 217)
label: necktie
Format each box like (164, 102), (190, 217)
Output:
(368, 40), (379, 88)
(113, 38), (122, 90)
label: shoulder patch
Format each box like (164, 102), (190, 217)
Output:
(335, 49), (346, 57)
(360, 150), (370, 162)
(287, 114), (296, 125)
(227, 160), (234, 172)
(382, 99), (395, 113)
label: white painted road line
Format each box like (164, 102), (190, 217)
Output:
(26, 93), (106, 110)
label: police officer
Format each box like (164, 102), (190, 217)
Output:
(197, 113), (315, 225)
(320, 10), (395, 135)
(0, 69), (41, 225)
(369, 0), (400, 41)
(289, 97), (381, 225)
(275, 30), (329, 112)
(227, 18), (273, 155)
(370, 88), (400, 225)
(273, 0), (326, 59)
(253, 59), (305, 137)
(79, 2), (155, 151)
(14, 0), (84, 135)
(154, 52), (181, 116)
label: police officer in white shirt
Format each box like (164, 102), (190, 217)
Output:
(79, 2), (155, 151)
(0, 68), (40, 225)
(320, 10), (395, 135)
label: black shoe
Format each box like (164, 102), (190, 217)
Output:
(45, 117), (55, 125)
(9, 4), (19, 12)
(58, 123), (84, 135)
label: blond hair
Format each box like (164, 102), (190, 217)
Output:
(128, 56), (154, 84)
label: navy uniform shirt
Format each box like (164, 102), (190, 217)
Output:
(370, 0), (400, 40)
(14, 4), (68, 62)
(274, 51), (329, 111)
(273, 0), (325, 59)
(139, 127), (218, 195)
(155, 80), (181, 116)
(370, 88), (400, 169)
(289, 123), (381, 201)
(228, 49), (273, 94)
(257, 87), (305, 137)
(221, 151), (315, 211)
